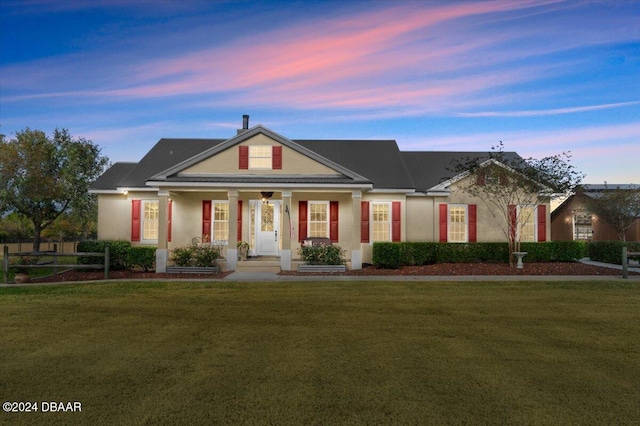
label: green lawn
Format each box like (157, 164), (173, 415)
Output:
(1, 280), (639, 425)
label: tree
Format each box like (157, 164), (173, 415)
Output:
(451, 142), (583, 267)
(0, 128), (109, 251)
(586, 184), (640, 241)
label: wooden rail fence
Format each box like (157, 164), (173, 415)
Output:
(2, 245), (109, 284)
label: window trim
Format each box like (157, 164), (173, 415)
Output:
(516, 205), (538, 242)
(448, 204), (468, 243)
(307, 201), (330, 239)
(248, 145), (273, 170)
(141, 200), (159, 244)
(370, 201), (392, 244)
(209, 200), (230, 245)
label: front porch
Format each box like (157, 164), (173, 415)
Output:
(154, 188), (366, 273)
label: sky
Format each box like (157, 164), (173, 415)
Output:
(1, 0), (639, 184)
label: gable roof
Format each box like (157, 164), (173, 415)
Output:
(401, 151), (522, 192)
(89, 124), (527, 195)
(151, 126), (370, 185)
(551, 183), (640, 217)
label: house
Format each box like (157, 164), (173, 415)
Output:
(551, 184), (640, 241)
(89, 116), (551, 272)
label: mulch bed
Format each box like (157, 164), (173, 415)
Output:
(281, 263), (638, 276)
(23, 262), (637, 283)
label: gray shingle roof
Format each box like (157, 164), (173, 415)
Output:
(295, 140), (414, 189)
(401, 151), (521, 191)
(90, 130), (524, 193)
(89, 162), (137, 191)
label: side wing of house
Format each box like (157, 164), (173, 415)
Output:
(402, 153), (550, 244)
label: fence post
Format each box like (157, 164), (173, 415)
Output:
(53, 243), (58, 278)
(104, 247), (110, 280)
(622, 246), (628, 279)
(3, 246), (8, 284)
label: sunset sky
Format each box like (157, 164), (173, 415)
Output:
(1, 0), (638, 184)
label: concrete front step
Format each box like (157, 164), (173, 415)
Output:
(236, 259), (281, 273)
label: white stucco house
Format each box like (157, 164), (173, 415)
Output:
(89, 116), (550, 272)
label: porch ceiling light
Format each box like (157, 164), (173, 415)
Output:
(261, 191), (274, 204)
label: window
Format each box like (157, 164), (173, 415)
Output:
(372, 202), (391, 242)
(249, 145), (272, 169)
(308, 201), (329, 238)
(573, 211), (593, 240)
(448, 205), (467, 243)
(212, 201), (229, 243)
(518, 205), (536, 242)
(142, 200), (159, 241)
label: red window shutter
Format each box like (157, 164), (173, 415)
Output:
(330, 201), (339, 243)
(202, 200), (212, 240)
(131, 200), (141, 242)
(272, 146), (282, 169)
(237, 200), (243, 241)
(537, 204), (547, 242)
(239, 146), (249, 169)
(439, 204), (448, 242)
(477, 172), (486, 186)
(392, 201), (401, 242)
(167, 200), (173, 242)
(509, 205), (517, 241)
(361, 201), (370, 243)
(468, 204), (477, 243)
(298, 201), (308, 242)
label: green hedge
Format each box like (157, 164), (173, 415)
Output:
(372, 241), (588, 269)
(127, 246), (157, 272)
(77, 240), (131, 271)
(299, 245), (346, 265)
(588, 241), (640, 265)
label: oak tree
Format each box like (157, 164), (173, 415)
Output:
(0, 128), (109, 251)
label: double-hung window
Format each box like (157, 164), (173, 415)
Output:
(517, 205), (536, 242)
(249, 146), (272, 169)
(308, 201), (329, 238)
(448, 205), (468, 243)
(371, 202), (391, 242)
(212, 201), (229, 243)
(142, 200), (159, 242)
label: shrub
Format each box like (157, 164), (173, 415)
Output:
(372, 241), (589, 269)
(77, 240), (131, 270)
(399, 242), (438, 265)
(372, 242), (402, 269)
(127, 247), (156, 272)
(588, 241), (640, 265)
(193, 245), (221, 267)
(171, 244), (221, 267)
(11, 255), (40, 274)
(171, 246), (195, 267)
(299, 245), (346, 265)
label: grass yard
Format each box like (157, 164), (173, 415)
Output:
(1, 280), (639, 425)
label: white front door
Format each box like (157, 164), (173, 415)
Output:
(255, 200), (280, 256)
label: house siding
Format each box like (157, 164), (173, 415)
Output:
(182, 134), (339, 175)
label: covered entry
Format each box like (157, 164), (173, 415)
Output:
(249, 199), (282, 257)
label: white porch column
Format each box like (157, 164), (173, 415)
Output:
(351, 190), (362, 270)
(227, 190), (238, 270)
(280, 191), (292, 270)
(156, 190), (169, 273)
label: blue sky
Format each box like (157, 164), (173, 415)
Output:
(1, 0), (638, 184)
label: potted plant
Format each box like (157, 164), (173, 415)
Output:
(237, 241), (250, 261)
